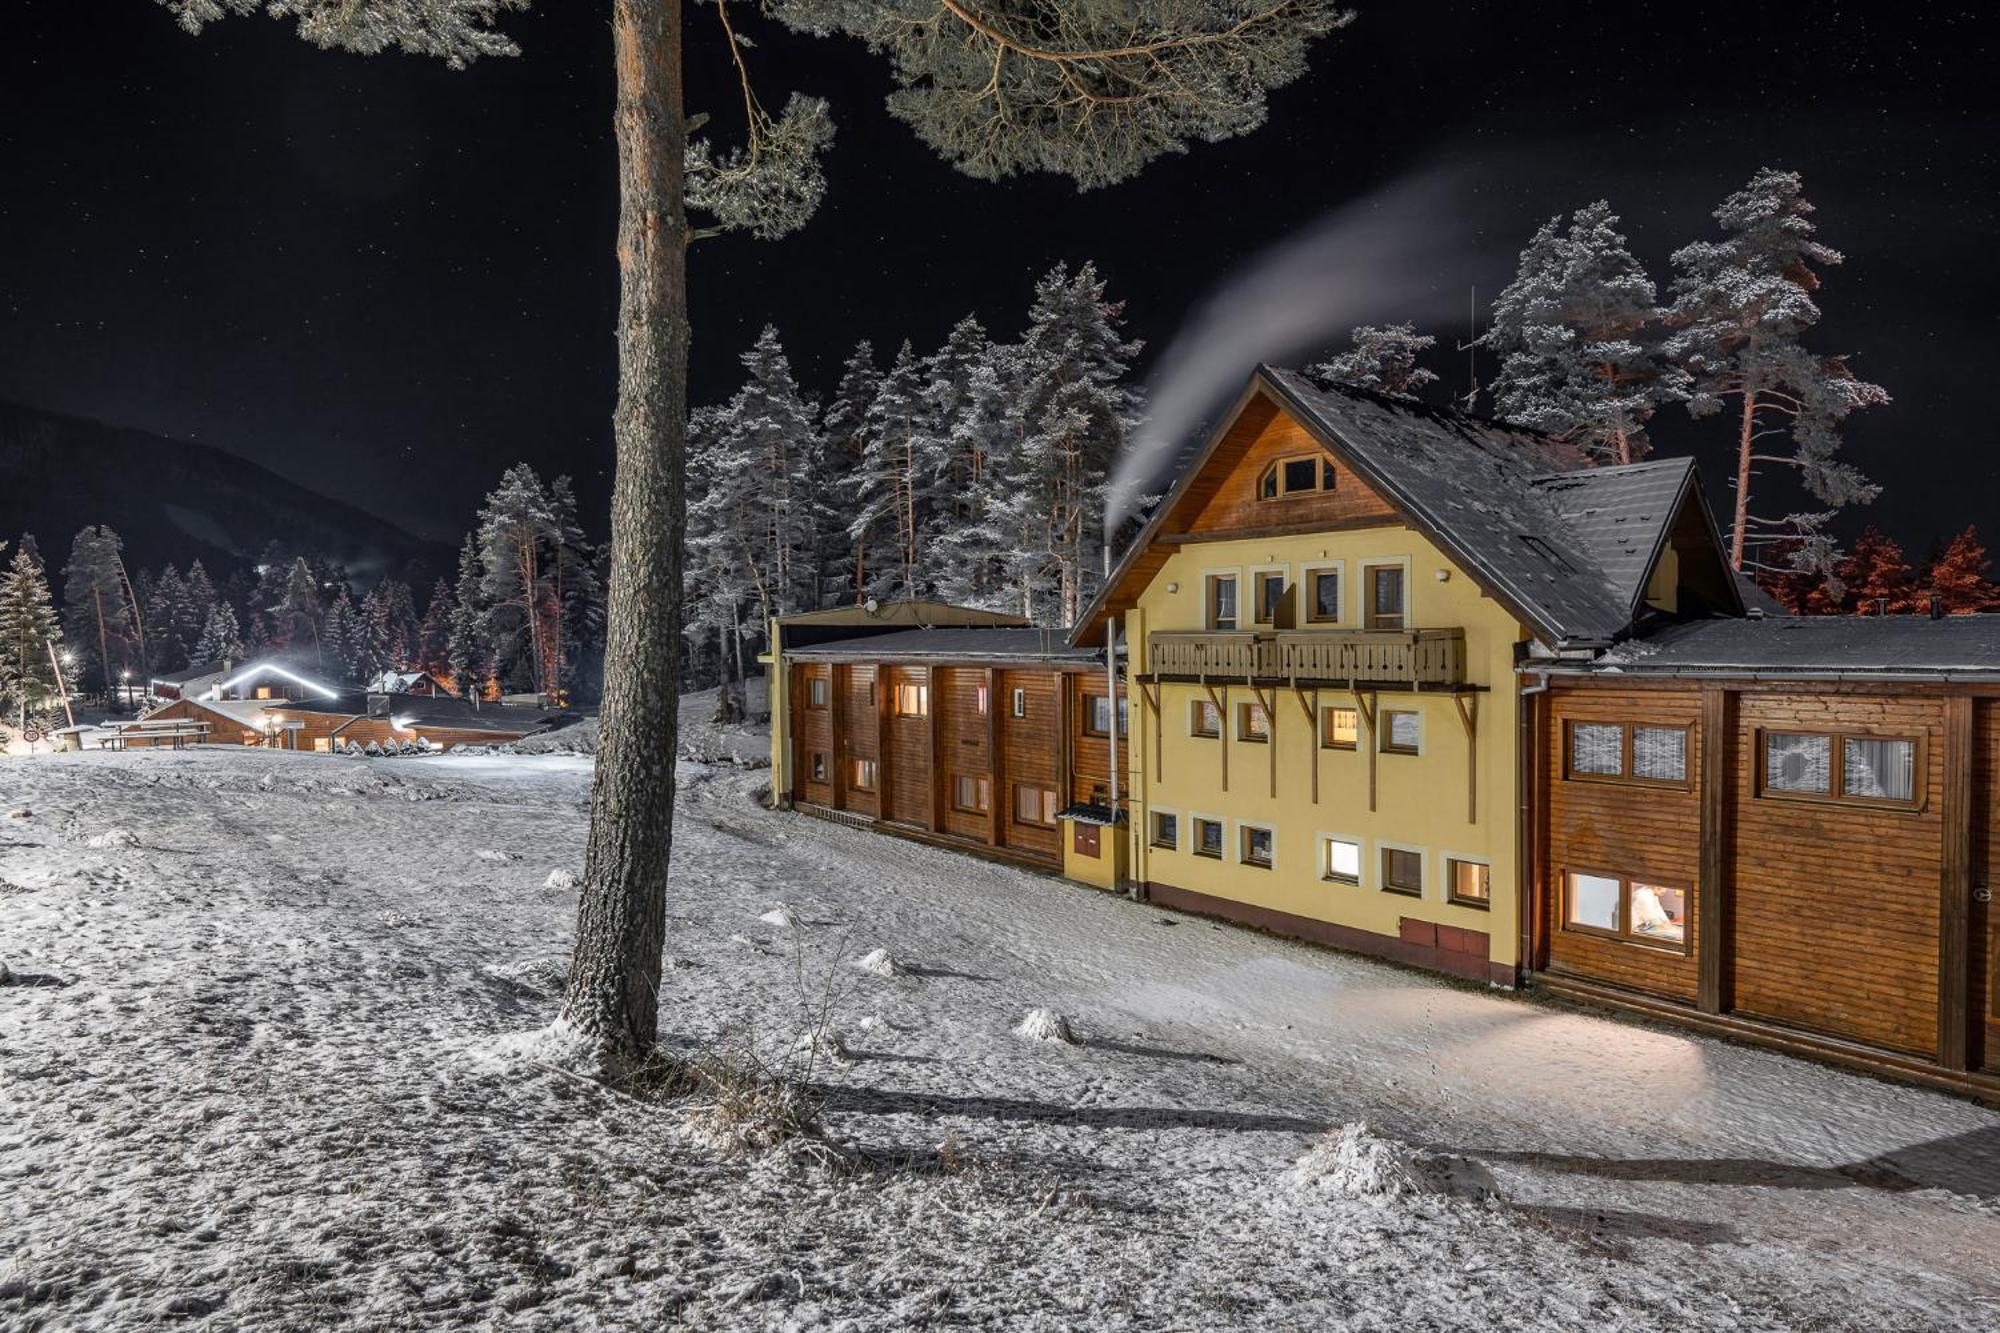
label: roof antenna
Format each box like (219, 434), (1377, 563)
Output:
(1454, 285), (1479, 414)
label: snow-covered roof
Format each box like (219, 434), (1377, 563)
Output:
(1581, 614), (2000, 680)
(789, 627), (1103, 663)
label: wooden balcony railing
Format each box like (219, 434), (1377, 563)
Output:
(1147, 628), (1467, 688)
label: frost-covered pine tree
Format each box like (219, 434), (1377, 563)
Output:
(475, 463), (559, 696)
(683, 404), (758, 719)
(1486, 202), (1684, 465)
(271, 557), (325, 663)
(1307, 323), (1439, 399)
(322, 588), (369, 682)
(817, 339), (879, 607)
(700, 326), (820, 629)
(182, 560), (219, 643)
(850, 341), (938, 604)
(153, 0), (1353, 1067)
(930, 343), (1029, 611)
(1664, 168), (1889, 574)
(192, 601), (243, 666)
(416, 579), (457, 684)
(998, 261), (1141, 625)
(0, 542), (63, 727)
(61, 525), (137, 693)
(447, 534), (493, 701)
(548, 476), (605, 703)
(362, 578), (422, 676)
(146, 565), (193, 675)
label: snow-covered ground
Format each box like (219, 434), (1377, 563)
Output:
(3, 691), (1998, 1330)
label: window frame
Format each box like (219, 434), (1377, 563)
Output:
(950, 773), (991, 815)
(1239, 821), (1276, 870)
(1361, 560), (1409, 631)
(973, 684), (990, 717)
(1083, 692), (1128, 738)
(806, 675), (830, 709)
(1191, 814), (1226, 860)
(1379, 843), (1424, 898)
(1302, 562), (1344, 625)
(1445, 857), (1491, 911)
(1012, 782), (1059, 828)
(1150, 807), (1180, 851)
(1559, 866), (1691, 955)
(1320, 704), (1359, 751)
(1205, 572), (1240, 631)
(809, 751), (827, 783)
(1010, 686), (1027, 718)
(1237, 700), (1271, 744)
(1189, 697), (1221, 739)
(1250, 565), (1289, 627)
(1380, 708), (1421, 756)
(1753, 727), (1924, 811)
(850, 756), (879, 793)
(1320, 833), (1364, 886)
(894, 681), (930, 717)
(1561, 719), (1694, 790)
(1257, 453), (1339, 501)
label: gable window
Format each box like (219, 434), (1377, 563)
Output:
(1010, 687), (1027, 718)
(1207, 574), (1239, 631)
(952, 774), (991, 814)
(1447, 859), (1491, 909)
(807, 676), (829, 709)
(1564, 720), (1691, 786)
(851, 757), (878, 792)
(1563, 870), (1688, 951)
(1381, 709), (1420, 755)
(895, 682), (929, 717)
(1322, 836), (1362, 885)
(1190, 699), (1221, 738)
(1253, 571), (1288, 626)
(1013, 784), (1058, 827)
(1085, 693), (1128, 737)
(809, 752), (827, 783)
(1151, 810), (1178, 850)
(1758, 730), (1918, 807)
(1321, 706), (1358, 750)
(1193, 816), (1225, 859)
(1381, 846), (1423, 898)
(1241, 824), (1275, 869)
(1364, 564), (1406, 631)
(1259, 455), (1338, 500)
(1308, 568), (1341, 623)
(1237, 702), (1270, 743)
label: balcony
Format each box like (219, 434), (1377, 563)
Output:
(1147, 628), (1467, 689)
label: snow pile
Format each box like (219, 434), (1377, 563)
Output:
(485, 957), (568, 998)
(789, 1027), (853, 1067)
(85, 828), (139, 849)
(1284, 1123), (1499, 1203)
(508, 717), (599, 756)
(1014, 1007), (1080, 1045)
(852, 947), (907, 978)
(758, 904), (799, 929)
(476, 849), (520, 863)
(544, 867), (582, 891)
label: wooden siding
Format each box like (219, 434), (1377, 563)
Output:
(884, 666), (932, 827)
(1543, 685), (1703, 1002)
(836, 665), (879, 820)
(1728, 692), (1944, 1058)
(1975, 699), (2000, 1071)
(794, 664), (834, 808)
(1176, 402), (1396, 537)
(936, 667), (993, 844)
(1067, 673), (1117, 808)
(998, 670), (1061, 861)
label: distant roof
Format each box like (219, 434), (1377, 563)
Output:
(374, 693), (559, 735)
(1074, 369), (1729, 650)
(153, 660), (226, 686)
(788, 626), (1102, 663)
(775, 600), (1029, 629)
(1580, 614), (2000, 680)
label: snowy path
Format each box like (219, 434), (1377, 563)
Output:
(2, 725), (1997, 1330)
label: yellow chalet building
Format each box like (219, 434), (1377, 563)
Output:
(767, 365), (1743, 988)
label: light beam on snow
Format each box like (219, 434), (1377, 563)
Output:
(1108, 167), (1499, 532)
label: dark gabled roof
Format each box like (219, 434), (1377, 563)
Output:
(377, 693), (559, 735)
(1580, 614), (2000, 680)
(1526, 457), (1701, 622)
(788, 626), (1102, 663)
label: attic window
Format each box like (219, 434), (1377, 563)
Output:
(1518, 535), (1577, 574)
(1259, 455), (1338, 501)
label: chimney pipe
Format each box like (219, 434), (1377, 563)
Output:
(1929, 594), (1944, 620)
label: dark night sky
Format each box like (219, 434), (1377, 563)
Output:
(3, 2), (1995, 560)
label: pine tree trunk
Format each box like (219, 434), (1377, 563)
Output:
(1729, 391), (1756, 572)
(562, 0), (687, 1068)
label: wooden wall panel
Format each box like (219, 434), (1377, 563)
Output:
(997, 669), (1060, 860)
(1068, 673), (1117, 808)
(792, 664), (833, 807)
(1176, 407), (1397, 538)
(1729, 692), (1945, 1057)
(1974, 700), (2000, 1071)
(1543, 685), (1704, 1002)
(883, 666), (931, 827)
(836, 665), (878, 819)
(936, 667), (994, 844)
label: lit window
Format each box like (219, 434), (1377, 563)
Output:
(1563, 870), (1688, 951)
(1238, 702), (1270, 742)
(1193, 817), (1224, 859)
(1241, 824), (1274, 868)
(1381, 847), (1423, 897)
(1190, 699), (1221, 738)
(810, 752), (826, 782)
(1365, 565), (1406, 631)
(1208, 574), (1238, 631)
(1322, 837), (1361, 885)
(1447, 859), (1490, 909)
(1382, 709), (1420, 755)
(952, 774), (991, 814)
(1010, 687), (1026, 718)
(1013, 784), (1057, 827)
(1254, 571), (1287, 625)
(1309, 569), (1340, 623)
(1570, 722), (1623, 776)
(851, 758), (878, 792)
(1321, 706), (1358, 750)
(807, 677), (829, 709)
(1151, 810), (1178, 850)
(895, 682), (929, 717)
